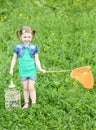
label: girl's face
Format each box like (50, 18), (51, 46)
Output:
(21, 32), (33, 45)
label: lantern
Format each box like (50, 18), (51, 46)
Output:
(5, 80), (21, 109)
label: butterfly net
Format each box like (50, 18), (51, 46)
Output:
(70, 66), (94, 89)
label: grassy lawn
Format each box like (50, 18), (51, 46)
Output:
(0, 0), (96, 129)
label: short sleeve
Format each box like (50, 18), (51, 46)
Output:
(35, 46), (39, 54)
(13, 45), (18, 54)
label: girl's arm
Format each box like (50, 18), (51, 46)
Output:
(34, 53), (46, 73)
(10, 53), (17, 76)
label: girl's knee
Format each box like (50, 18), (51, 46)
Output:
(23, 86), (29, 91)
(29, 86), (35, 91)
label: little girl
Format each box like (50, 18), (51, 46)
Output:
(10, 26), (46, 109)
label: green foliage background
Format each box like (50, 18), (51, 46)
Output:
(0, 0), (96, 129)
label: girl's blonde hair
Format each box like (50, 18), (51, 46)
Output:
(16, 26), (36, 39)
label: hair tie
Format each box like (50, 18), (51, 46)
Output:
(22, 30), (26, 34)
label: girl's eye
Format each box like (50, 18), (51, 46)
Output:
(23, 36), (31, 38)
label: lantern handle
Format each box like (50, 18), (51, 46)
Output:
(9, 78), (15, 88)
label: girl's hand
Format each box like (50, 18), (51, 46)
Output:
(39, 69), (46, 74)
(10, 69), (13, 76)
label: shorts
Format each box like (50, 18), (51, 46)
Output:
(20, 76), (37, 81)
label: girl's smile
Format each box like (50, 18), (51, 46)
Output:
(21, 32), (33, 45)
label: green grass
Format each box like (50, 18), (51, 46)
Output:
(0, 0), (96, 129)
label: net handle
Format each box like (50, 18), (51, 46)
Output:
(46, 66), (91, 73)
(46, 70), (71, 73)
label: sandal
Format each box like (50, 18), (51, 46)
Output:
(22, 102), (29, 109)
(32, 102), (36, 106)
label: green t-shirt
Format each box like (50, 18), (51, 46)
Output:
(18, 47), (37, 77)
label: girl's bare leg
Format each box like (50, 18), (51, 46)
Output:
(22, 80), (29, 108)
(28, 79), (36, 104)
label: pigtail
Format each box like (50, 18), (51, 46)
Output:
(16, 30), (20, 39)
(32, 29), (36, 37)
